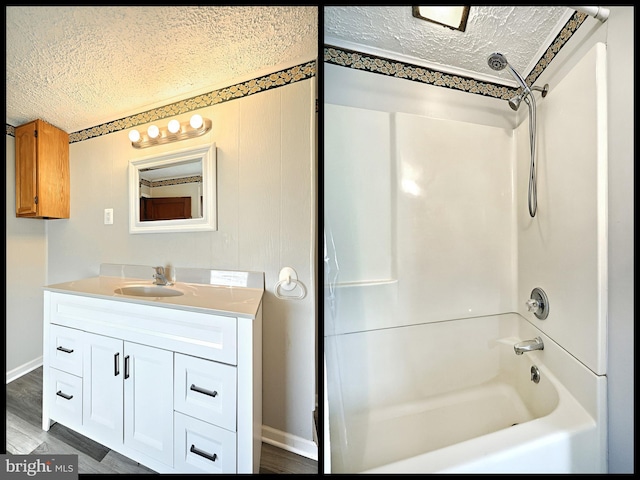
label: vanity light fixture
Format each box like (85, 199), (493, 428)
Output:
(128, 114), (212, 149)
(147, 125), (160, 139)
(167, 119), (181, 134)
(412, 6), (470, 32)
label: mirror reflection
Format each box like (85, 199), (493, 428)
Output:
(139, 159), (203, 221)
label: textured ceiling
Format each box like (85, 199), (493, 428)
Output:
(324, 6), (575, 88)
(6, 6), (318, 133)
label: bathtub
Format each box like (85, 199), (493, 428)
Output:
(324, 313), (607, 473)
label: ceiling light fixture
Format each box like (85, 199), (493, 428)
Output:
(412, 6), (470, 32)
(128, 114), (212, 149)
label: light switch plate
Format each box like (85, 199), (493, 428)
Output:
(104, 208), (113, 225)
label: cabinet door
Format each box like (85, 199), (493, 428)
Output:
(141, 196), (192, 220)
(124, 342), (174, 467)
(82, 332), (123, 447)
(14, 121), (38, 216)
(35, 119), (70, 218)
(15, 119), (70, 219)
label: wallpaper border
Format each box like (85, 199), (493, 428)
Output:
(323, 12), (587, 100)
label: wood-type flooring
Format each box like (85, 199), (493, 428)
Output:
(6, 366), (318, 474)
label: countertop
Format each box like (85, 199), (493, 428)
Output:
(44, 275), (264, 318)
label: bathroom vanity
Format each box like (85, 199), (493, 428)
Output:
(42, 264), (264, 474)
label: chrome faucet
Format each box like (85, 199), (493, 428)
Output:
(153, 266), (173, 286)
(514, 336), (544, 355)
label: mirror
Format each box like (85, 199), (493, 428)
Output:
(129, 143), (216, 233)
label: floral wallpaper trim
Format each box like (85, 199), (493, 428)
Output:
(6, 60), (316, 142)
(324, 12), (587, 100)
(140, 176), (202, 188)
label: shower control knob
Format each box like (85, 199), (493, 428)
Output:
(526, 288), (550, 320)
(526, 299), (540, 312)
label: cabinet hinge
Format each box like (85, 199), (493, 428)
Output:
(34, 195), (38, 204)
(34, 130), (38, 138)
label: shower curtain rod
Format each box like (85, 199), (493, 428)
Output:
(570, 6), (609, 22)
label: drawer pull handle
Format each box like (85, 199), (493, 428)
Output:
(190, 384), (218, 398)
(56, 390), (73, 400)
(114, 353), (120, 376)
(124, 355), (130, 379)
(56, 346), (74, 354)
(190, 444), (217, 462)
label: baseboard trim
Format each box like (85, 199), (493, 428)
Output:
(262, 425), (318, 461)
(6, 357), (43, 384)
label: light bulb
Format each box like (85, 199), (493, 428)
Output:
(189, 114), (203, 129)
(147, 125), (160, 139)
(168, 119), (181, 134)
(128, 129), (141, 142)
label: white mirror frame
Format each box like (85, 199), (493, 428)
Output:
(129, 143), (217, 234)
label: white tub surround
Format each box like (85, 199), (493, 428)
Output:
(326, 314), (606, 474)
(324, 34), (609, 473)
(42, 264), (264, 474)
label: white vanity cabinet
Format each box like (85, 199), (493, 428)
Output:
(82, 334), (174, 466)
(42, 285), (263, 474)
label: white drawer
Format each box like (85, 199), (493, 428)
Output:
(49, 324), (83, 377)
(49, 292), (238, 365)
(49, 367), (82, 430)
(174, 353), (237, 431)
(174, 412), (237, 474)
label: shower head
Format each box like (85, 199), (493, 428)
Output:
(487, 52), (530, 94)
(487, 52), (508, 71)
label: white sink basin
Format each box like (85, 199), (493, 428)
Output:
(115, 285), (184, 298)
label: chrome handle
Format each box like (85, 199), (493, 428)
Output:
(56, 346), (74, 354)
(190, 444), (217, 462)
(527, 288), (550, 320)
(525, 298), (540, 312)
(190, 384), (218, 398)
(114, 352), (120, 376)
(124, 355), (130, 379)
(56, 390), (73, 400)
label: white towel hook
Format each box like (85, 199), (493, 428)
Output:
(275, 267), (306, 300)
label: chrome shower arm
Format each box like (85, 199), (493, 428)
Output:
(505, 63), (531, 95)
(531, 84), (549, 97)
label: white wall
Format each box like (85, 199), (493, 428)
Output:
(516, 42), (607, 375)
(324, 63), (516, 131)
(325, 101), (515, 335)
(5, 138), (47, 380)
(5, 77), (318, 458)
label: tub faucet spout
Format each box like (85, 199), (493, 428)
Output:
(514, 336), (544, 355)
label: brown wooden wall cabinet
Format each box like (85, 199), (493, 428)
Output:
(15, 119), (70, 219)
(140, 196), (192, 221)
